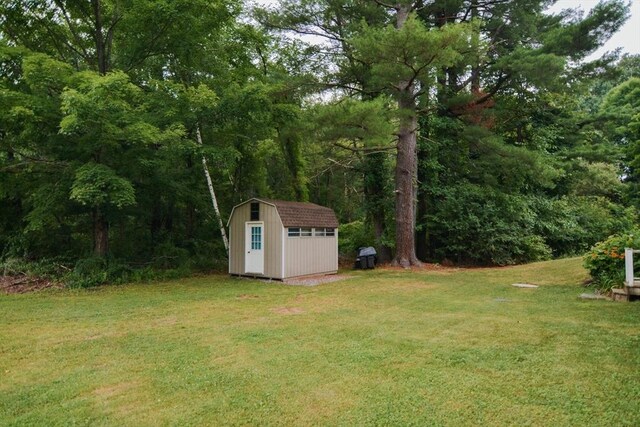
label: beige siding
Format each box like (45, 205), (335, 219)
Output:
(229, 201), (283, 279)
(284, 230), (338, 278)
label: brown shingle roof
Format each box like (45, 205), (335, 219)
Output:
(258, 199), (339, 228)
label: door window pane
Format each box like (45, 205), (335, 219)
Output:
(251, 226), (261, 250)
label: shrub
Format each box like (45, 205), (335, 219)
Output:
(583, 232), (640, 291)
(426, 184), (552, 265)
(338, 220), (375, 256)
(67, 257), (110, 288)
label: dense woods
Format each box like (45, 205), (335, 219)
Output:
(1, 0), (638, 283)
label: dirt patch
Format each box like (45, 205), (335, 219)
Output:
(271, 307), (305, 315)
(0, 274), (62, 294)
(283, 274), (351, 286)
(237, 294), (260, 300)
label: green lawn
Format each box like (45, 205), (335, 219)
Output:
(1, 258), (639, 426)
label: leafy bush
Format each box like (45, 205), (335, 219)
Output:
(426, 184), (552, 265)
(533, 196), (638, 257)
(339, 220), (375, 255)
(583, 232), (640, 291)
(67, 257), (110, 288)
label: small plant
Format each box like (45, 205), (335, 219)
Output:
(583, 232), (640, 291)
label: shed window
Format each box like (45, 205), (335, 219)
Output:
(250, 202), (260, 221)
(288, 227), (312, 237)
(288, 228), (300, 237)
(314, 228), (335, 237)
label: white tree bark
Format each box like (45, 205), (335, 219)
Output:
(196, 125), (229, 254)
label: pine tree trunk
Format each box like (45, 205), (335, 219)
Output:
(393, 89), (421, 267)
(392, 3), (421, 267)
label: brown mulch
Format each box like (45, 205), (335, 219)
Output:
(0, 275), (62, 294)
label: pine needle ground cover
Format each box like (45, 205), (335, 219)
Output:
(1, 258), (639, 426)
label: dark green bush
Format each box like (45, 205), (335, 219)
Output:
(583, 232), (640, 291)
(338, 220), (375, 255)
(426, 184), (552, 265)
(533, 196), (638, 257)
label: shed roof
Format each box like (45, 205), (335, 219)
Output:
(256, 198), (339, 228)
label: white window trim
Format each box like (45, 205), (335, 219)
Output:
(288, 227), (336, 238)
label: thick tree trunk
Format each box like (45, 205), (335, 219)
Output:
(93, 207), (108, 257)
(392, 3), (422, 267)
(393, 89), (422, 267)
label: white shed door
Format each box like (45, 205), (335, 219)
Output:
(245, 222), (264, 274)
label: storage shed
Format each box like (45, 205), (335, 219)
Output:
(228, 198), (339, 280)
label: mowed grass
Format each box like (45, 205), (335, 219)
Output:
(1, 258), (639, 426)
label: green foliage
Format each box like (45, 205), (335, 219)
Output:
(599, 77), (640, 207)
(352, 14), (478, 93)
(542, 0), (629, 60)
(583, 232), (640, 291)
(532, 196), (637, 256)
(496, 47), (565, 89)
(70, 163), (136, 209)
(312, 98), (394, 148)
(66, 256), (198, 289)
(427, 184), (552, 265)
(338, 221), (375, 255)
